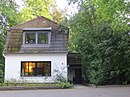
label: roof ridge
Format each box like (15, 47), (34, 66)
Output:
(38, 16), (58, 25)
(10, 16), (58, 30)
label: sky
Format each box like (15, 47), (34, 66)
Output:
(55, 0), (68, 9)
(15, 0), (68, 9)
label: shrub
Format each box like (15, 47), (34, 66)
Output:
(57, 82), (73, 89)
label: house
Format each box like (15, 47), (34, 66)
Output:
(3, 16), (69, 83)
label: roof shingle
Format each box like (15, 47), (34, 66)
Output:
(4, 16), (68, 54)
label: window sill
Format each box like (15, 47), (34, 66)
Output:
(21, 76), (51, 77)
(22, 44), (51, 48)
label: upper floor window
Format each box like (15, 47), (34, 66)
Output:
(38, 33), (48, 44)
(23, 28), (51, 47)
(25, 32), (49, 44)
(25, 33), (36, 44)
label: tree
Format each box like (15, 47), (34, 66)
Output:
(0, 33), (5, 83)
(0, 0), (20, 82)
(0, 0), (21, 34)
(68, 0), (130, 85)
(50, 2), (67, 23)
(19, 0), (67, 23)
(19, 0), (53, 22)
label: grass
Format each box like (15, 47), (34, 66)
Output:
(0, 82), (73, 89)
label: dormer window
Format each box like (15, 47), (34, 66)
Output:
(38, 33), (48, 44)
(25, 33), (36, 44)
(23, 28), (51, 47)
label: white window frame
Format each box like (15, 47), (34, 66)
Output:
(21, 61), (51, 77)
(22, 28), (51, 47)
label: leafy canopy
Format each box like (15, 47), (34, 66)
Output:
(19, 0), (67, 23)
(68, 0), (130, 85)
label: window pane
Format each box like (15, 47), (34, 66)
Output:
(38, 33), (48, 44)
(28, 62), (35, 76)
(21, 62), (29, 76)
(44, 62), (51, 76)
(21, 62), (26, 76)
(37, 62), (44, 76)
(25, 33), (36, 44)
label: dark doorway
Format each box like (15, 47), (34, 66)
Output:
(74, 68), (82, 84)
(67, 53), (83, 84)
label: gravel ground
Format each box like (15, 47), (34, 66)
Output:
(0, 85), (130, 97)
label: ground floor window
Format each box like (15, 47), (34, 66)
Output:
(21, 61), (51, 77)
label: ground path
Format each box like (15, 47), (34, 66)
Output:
(0, 85), (130, 97)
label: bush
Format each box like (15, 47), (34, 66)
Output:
(57, 82), (73, 89)
(77, 23), (130, 85)
(0, 63), (4, 83)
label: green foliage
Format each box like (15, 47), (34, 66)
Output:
(0, 0), (21, 33)
(0, 33), (5, 83)
(53, 66), (73, 88)
(19, 0), (67, 23)
(51, 3), (67, 23)
(53, 66), (67, 83)
(0, 34), (5, 54)
(0, 0), (21, 83)
(0, 63), (4, 83)
(69, 0), (130, 85)
(86, 59), (104, 85)
(56, 82), (73, 89)
(19, 0), (53, 22)
(75, 22), (130, 85)
(1, 78), (73, 89)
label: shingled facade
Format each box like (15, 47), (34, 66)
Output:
(4, 16), (68, 54)
(4, 16), (69, 83)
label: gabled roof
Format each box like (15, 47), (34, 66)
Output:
(10, 16), (59, 30)
(3, 16), (69, 54)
